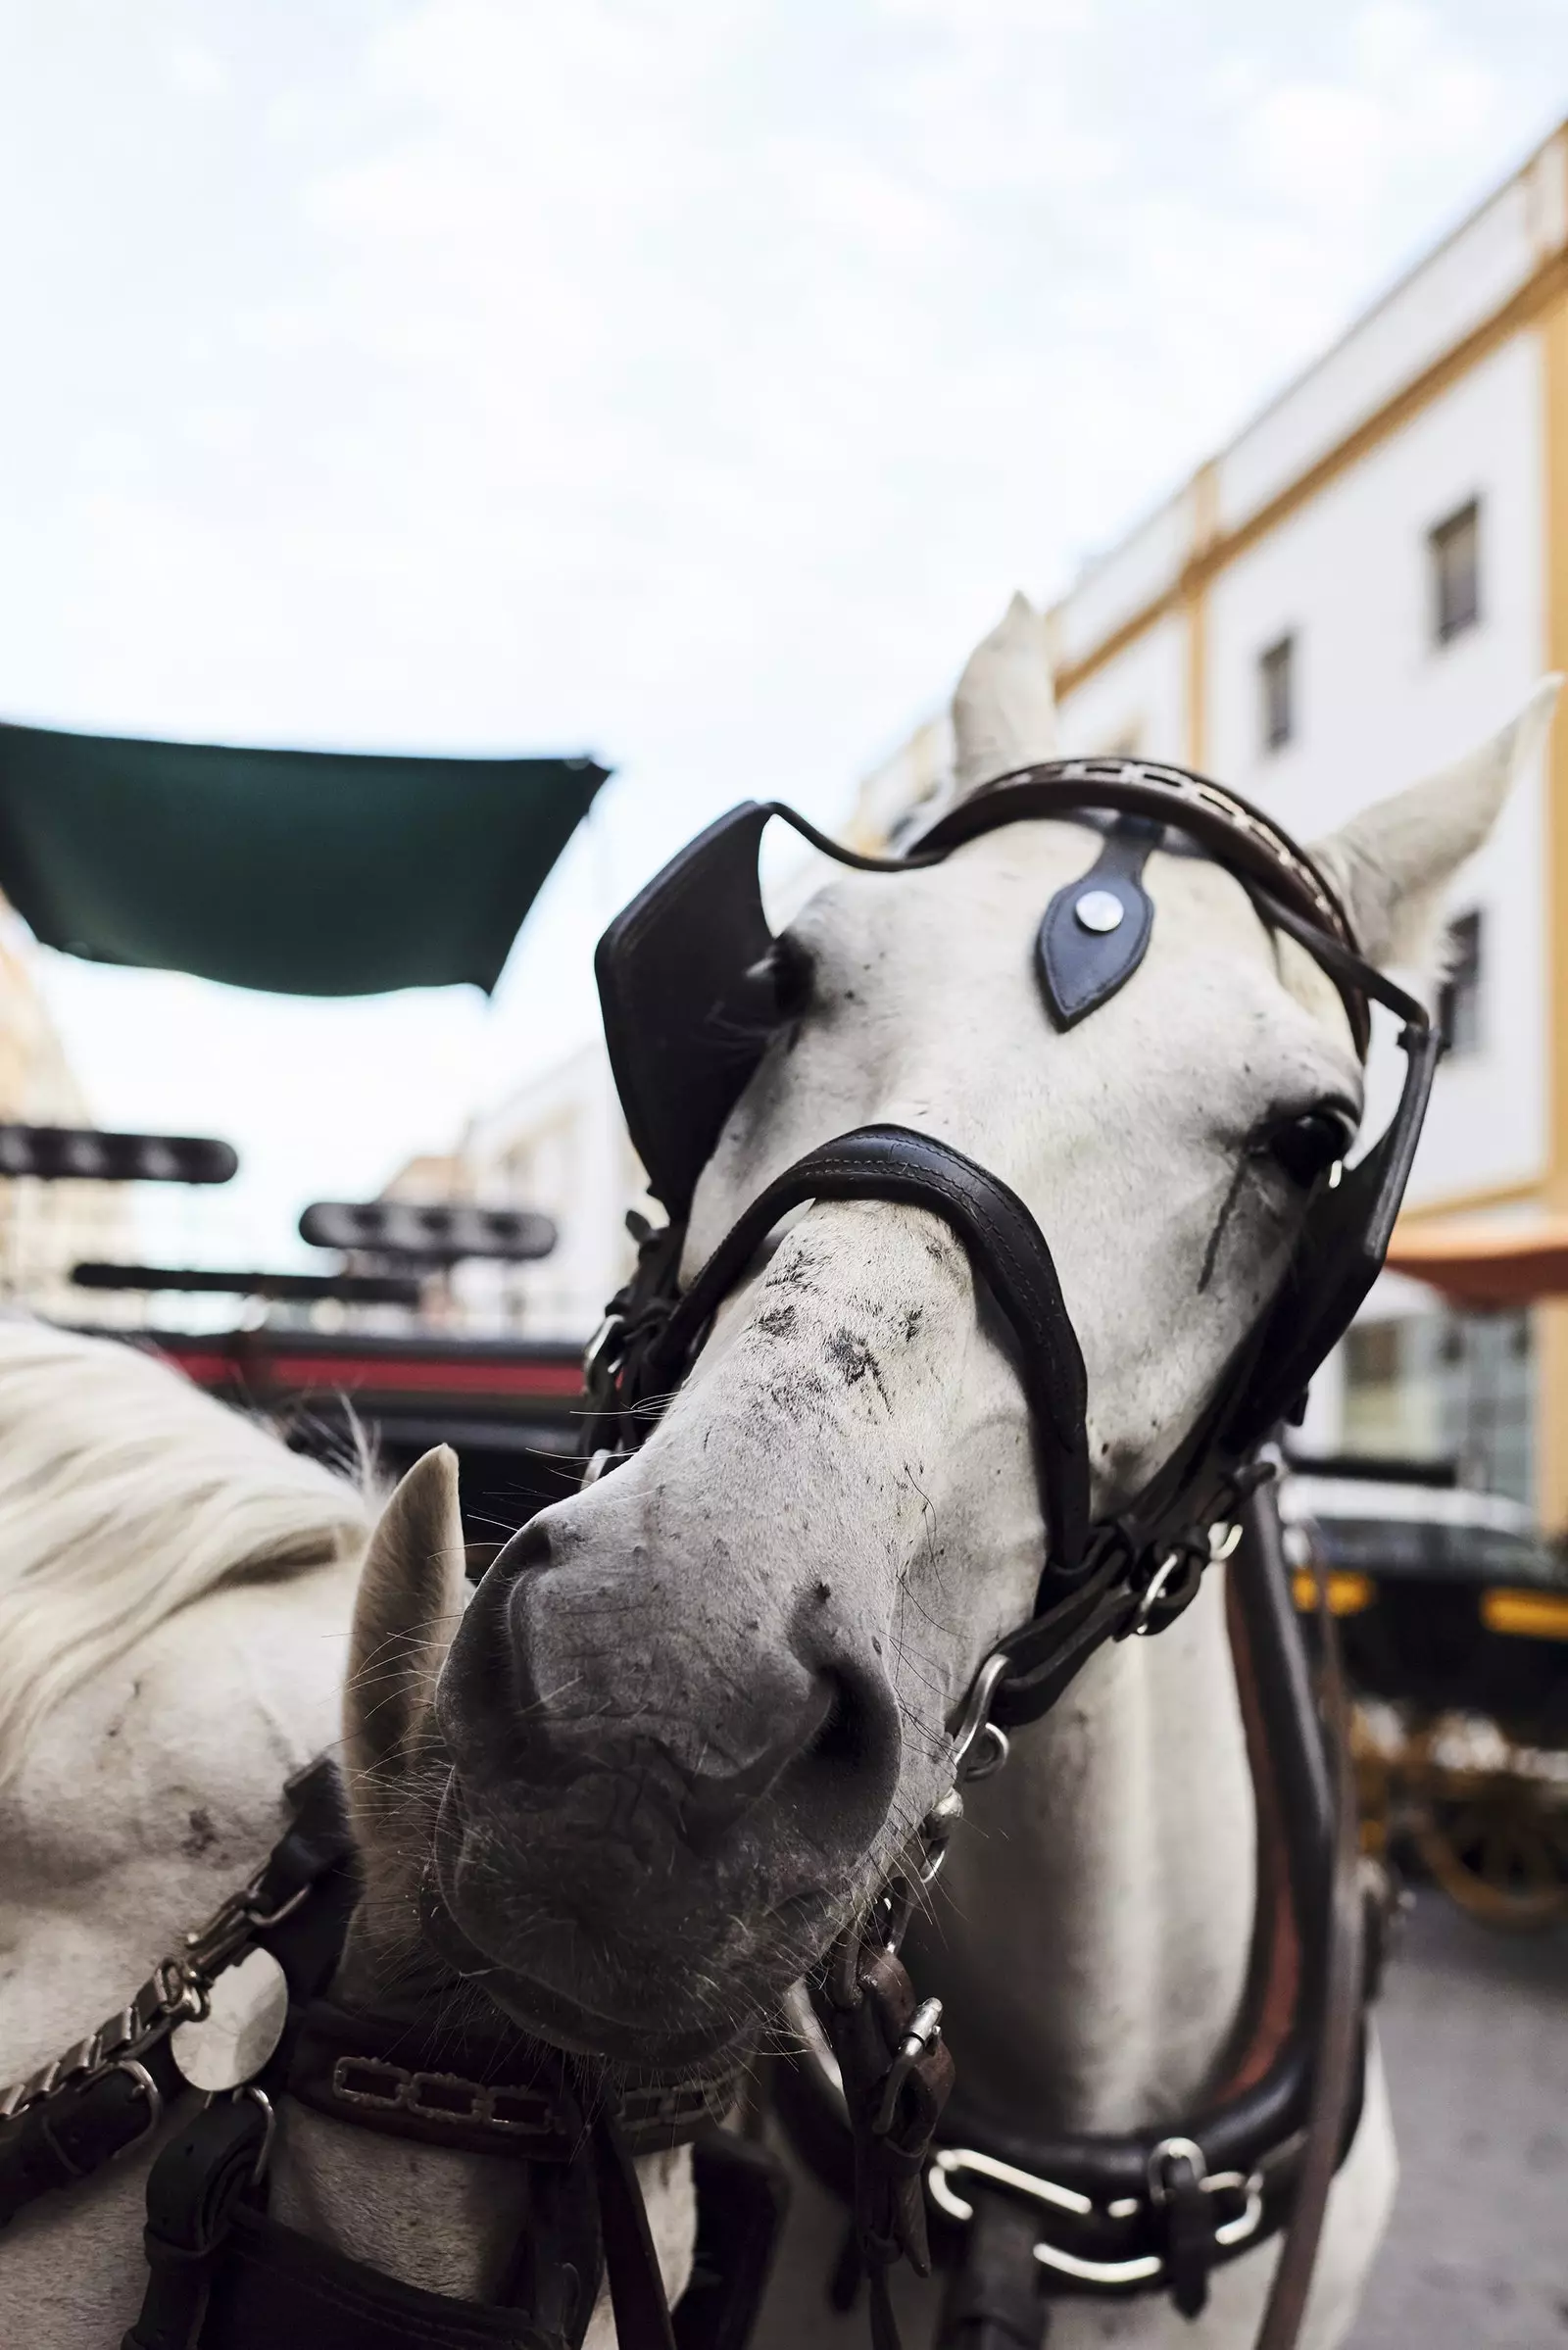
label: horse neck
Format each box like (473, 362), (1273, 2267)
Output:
(906, 1566), (1257, 2133)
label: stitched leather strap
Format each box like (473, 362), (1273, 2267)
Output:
(647, 1126), (1091, 1576)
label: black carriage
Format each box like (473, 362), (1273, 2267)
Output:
(1283, 1453), (1568, 1927)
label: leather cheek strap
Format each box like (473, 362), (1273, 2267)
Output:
(648, 1126), (1092, 1576)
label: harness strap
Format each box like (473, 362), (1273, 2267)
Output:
(122, 2093), (272, 2350)
(589, 2111), (679, 2350)
(0, 1758), (358, 2235)
(933, 2189), (1048, 2350)
(287, 1998), (743, 2163)
(1253, 1505), (1365, 2350)
(200, 2208), (562, 2349)
(672, 2134), (791, 2350)
(644, 1126), (1092, 1577)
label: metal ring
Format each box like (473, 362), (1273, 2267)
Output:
(950, 1651), (1013, 1776)
(1131, 1551), (1184, 1635)
(244, 1878), (313, 1934)
(1213, 2173), (1265, 2249)
(236, 2084), (276, 2184)
(1148, 2134), (1205, 2203)
(961, 1722), (1011, 1785)
(106, 2061), (164, 2161)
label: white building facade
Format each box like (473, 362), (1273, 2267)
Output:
(455, 1043), (641, 1339)
(861, 123), (1568, 1527)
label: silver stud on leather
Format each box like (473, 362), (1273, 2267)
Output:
(1073, 889), (1125, 935)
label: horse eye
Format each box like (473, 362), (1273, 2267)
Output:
(1263, 1107), (1355, 1188)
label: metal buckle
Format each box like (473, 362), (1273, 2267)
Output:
(949, 1651), (1012, 1782)
(928, 2147), (1092, 2223)
(927, 2139), (1264, 2290)
(1148, 2134), (1204, 2202)
(871, 1998), (944, 2136)
(107, 2061), (164, 2161)
(581, 1447), (628, 1487)
(243, 1878), (313, 1934)
(582, 1314), (624, 1387)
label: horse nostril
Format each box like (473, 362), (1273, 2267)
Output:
(785, 1661), (902, 1856)
(804, 1673), (860, 1769)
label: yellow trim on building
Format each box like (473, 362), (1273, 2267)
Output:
(1182, 464), (1218, 768)
(1396, 1176), (1544, 1223)
(1055, 245), (1568, 703)
(1538, 281), (1568, 1532)
(1045, 148), (1568, 1530)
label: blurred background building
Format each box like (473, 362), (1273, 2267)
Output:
(0, 904), (133, 1317)
(859, 120), (1568, 1526)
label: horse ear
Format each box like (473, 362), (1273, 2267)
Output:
(1308, 678), (1561, 979)
(344, 1446), (466, 1790)
(951, 591), (1057, 798)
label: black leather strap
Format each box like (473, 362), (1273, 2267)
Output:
(1035, 815), (1160, 1030)
(199, 2208), (564, 2349)
(646, 1126), (1091, 1576)
(0, 1758), (358, 2237)
(935, 2188), (1049, 2350)
(123, 2095), (272, 2350)
(589, 2112), (679, 2350)
(672, 2133), (792, 2350)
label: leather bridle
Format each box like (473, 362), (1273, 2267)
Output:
(579, 760), (1436, 2347)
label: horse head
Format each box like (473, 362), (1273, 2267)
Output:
(346, 605), (1557, 2076)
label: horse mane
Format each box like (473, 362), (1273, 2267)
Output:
(0, 1318), (374, 1788)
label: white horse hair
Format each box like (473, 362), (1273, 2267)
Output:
(0, 1319), (372, 1789)
(0, 1335), (691, 2346)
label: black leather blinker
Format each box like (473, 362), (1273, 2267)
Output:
(1036, 815), (1162, 1029)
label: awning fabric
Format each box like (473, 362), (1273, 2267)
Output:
(1385, 1215), (1568, 1306)
(0, 722), (609, 996)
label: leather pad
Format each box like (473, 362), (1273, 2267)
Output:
(1036, 815), (1161, 1028)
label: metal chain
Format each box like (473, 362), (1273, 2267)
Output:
(0, 1858), (308, 2130)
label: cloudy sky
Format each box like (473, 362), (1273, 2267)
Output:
(0, 0), (1563, 1271)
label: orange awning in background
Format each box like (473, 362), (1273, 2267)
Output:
(1385, 1216), (1568, 1306)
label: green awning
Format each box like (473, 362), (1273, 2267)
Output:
(0, 722), (609, 996)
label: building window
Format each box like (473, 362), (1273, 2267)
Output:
(1259, 635), (1295, 753)
(1437, 909), (1483, 1056)
(1430, 500), (1480, 645)
(1343, 1307), (1533, 1503)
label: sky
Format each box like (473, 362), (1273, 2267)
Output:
(0, 0), (1564, 1271)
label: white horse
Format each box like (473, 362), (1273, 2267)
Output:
(0, 1330), (694, 2345)
(0, 606), (1554, 2350)
(424, 603), (1542, 2347)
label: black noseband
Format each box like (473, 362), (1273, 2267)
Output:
(644, 1125), (1092, 1578)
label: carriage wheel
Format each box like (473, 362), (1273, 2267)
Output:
(1413, 1770), (1568, 1932)
(1349, 1707), (1394, 1861)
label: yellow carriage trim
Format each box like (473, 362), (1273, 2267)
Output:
(1480, 1588), (1568, 1641)
(1290, 1568), (1375, 1616)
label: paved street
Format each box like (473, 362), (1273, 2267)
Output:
(1350, 1892), (1568, 2349)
